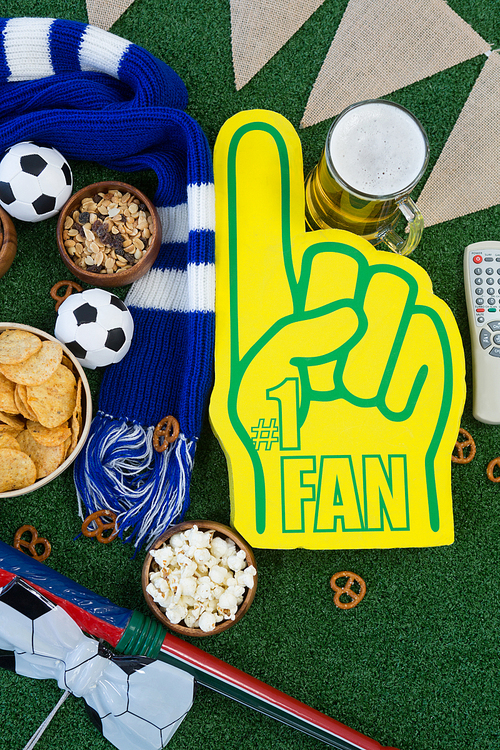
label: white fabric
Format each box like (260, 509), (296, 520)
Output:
(3, 17), (55, 81)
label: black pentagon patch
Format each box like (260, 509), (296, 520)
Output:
(61, 162), (72, 186)
(20, 153), (47, 177)
(33, 194), (56, 215)
(111, 655), (155, 676)
(105, 328), (126, 352)
(0, 650), (16, 672)
(0, 181), (15, 205)
(109, 296), (128, 312)
(74, 303), (98, 325)
(84, 702), (103, 734)
(0, 579), (52, 620)
(65, 340), (87, 359)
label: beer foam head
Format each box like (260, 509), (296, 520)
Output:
(327, 101), (428, 197)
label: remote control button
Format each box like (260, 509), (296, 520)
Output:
(476, 298), (484, 305)
(476, 288), (484, 295)
(473, 255), (482, 263)
(489, 347), (500, 357)
(488, 298), (496, 305)
(486, 267), (494, 275)
(488, 321), (500, 331)
(476, 308), (485, 312)
(475, 278), (483, 285)
(485, 257), (494, 262)
(493, 334), (500, 345)
(474, 268), (482, 275)
(489, 308), (497, 312)
(480, 329), (492, 348)
(478, 316), (485, 323)
(487, 288), (495, 295)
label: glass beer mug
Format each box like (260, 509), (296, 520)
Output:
(304, 100), (429, 256)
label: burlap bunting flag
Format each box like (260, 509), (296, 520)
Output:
(230, 0), (326, 90)
(417, 51), (500, 227)
(301, 0), (490, 128)
(86, 0), (136, 30)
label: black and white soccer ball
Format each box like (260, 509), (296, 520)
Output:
(54, 288), (134, 369)
(0, 141), (73, 222)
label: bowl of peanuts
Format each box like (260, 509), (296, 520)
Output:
(56, 181), (161, 287)
(142, 520), (258, 637)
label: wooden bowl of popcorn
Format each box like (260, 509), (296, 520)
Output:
(56, 181), (161, 287)
(142, 520), (258, 637)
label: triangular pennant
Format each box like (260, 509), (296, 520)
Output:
(417, 52), (500, 227)
(230, 0), (326, 90)
(86, 0), (136, 31)
(301, 0), (490, 128)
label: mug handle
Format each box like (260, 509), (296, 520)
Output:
(379, 196), (424, 256)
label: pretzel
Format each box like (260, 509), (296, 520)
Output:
(153, 415), (180, 452)
(330, 571), (366, 610)
(13, 525), (51, 561)
(50, 279), (83, 311)
(451, 428), (476, 464)
(486, 457), (500, 483)
(81, 510), (119, 543)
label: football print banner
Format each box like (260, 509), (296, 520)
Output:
(210, 109), (466, 550)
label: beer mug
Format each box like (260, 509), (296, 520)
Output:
(304, 100), (429, 255)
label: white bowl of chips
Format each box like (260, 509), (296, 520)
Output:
(0, 323), (92, 496)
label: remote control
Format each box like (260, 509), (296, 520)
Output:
(464, 240), (500, 424)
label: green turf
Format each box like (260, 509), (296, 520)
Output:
(0, 1), (499, 749)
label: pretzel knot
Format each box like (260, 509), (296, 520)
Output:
(330, 571), (366, 610)
(486, 457), (500, 483)
(50, 280), (83, 311)
(13, 525), (51, 561)
(451, 428), (476, 464)
(82, 510), (119, 544)
(153, 415), (180, 452)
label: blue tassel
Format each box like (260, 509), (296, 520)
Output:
(74, 412), (195, 550)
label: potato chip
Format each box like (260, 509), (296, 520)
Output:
(0, 329), (42, 365)
(14, 384), (38, 420)
(61, 354), (74, 372)
(27, 419), (71, 447)
(69, 377), (83, 453)
(63, 435), (72, 457)
(26, 364), (77, 429)
(0, 433), (21, 450)
(0, 340), (63, 385)
(0, 448), (37, 491)
(0, 410), (25, 431)
(0, 423), (21, 437)
(0, 371), (17, 413)
(16, 430), (66, 479)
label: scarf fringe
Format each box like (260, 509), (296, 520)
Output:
(74, 412), (195, 550)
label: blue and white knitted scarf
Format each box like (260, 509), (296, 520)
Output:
(0, 17), (215, 549)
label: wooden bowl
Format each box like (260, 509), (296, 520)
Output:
(56, 181), (161, 287)
(0, 206), (17, 280)
(142, 520), (258, 637)
(0, 323), (92, 497)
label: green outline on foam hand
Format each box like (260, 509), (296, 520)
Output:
(225, 121), (453, 535)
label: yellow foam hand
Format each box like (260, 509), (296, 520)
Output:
(210, 110), (466, 550)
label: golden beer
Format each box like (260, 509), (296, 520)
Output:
(304, 100), (429, 255)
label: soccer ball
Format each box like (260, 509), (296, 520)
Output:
(0, 141), (73, 222)
(54, 288), (134, 369)
(86, 657), (194, 750)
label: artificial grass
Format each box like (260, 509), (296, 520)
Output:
(0, 1), (499, 749)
